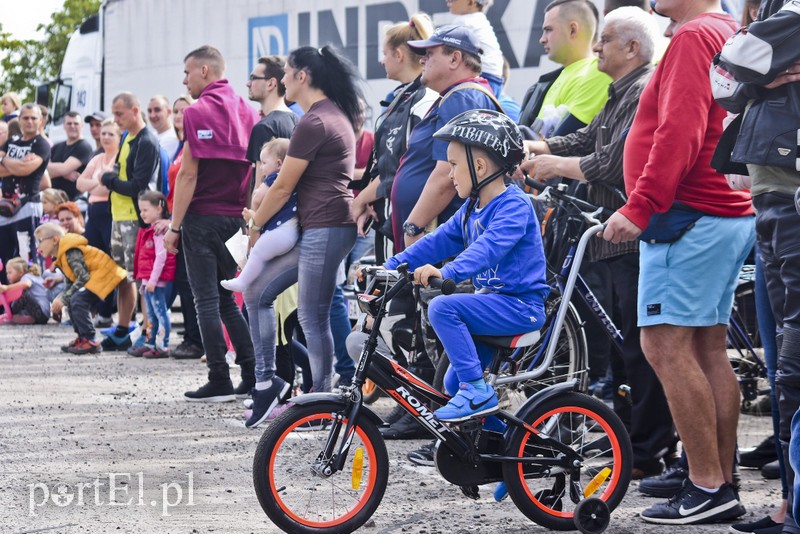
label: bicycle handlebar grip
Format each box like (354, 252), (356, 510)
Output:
(428, 277), (457, 295)
(524, 176), (546, 192)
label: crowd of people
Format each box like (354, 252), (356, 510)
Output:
(1, 0), (799, 529)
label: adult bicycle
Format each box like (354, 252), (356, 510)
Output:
(252, 223), (632, 534)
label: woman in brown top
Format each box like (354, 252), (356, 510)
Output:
(243, 45), (364, 428)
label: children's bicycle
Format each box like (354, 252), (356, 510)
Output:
(252, 223), (632, 534)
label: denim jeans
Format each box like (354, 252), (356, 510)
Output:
(144, 286), (170, 349)
(330, 284), (356, 381)
(181, 213), (255, 384)
(243, 226), (357, 392)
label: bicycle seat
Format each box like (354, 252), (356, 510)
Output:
(474, 331), (541, 349)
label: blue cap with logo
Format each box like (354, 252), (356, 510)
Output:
(407, 24), (483, 57)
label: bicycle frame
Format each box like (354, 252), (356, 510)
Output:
(320, 225), (609, 477)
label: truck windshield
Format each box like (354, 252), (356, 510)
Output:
(52, 83), (73, 126)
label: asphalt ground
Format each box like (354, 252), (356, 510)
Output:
(0, 323), (779, 533)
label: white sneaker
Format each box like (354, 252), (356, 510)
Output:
(220, 279), (240, 292)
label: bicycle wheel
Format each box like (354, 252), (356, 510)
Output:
(432, 304), (587, 410)
(253, 402), (389, 534)
(502, 392), (631, 531)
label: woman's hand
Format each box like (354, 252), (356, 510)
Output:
(248, 227), (260, 249)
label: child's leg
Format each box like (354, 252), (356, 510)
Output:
(143, 291), (158, 347)
(10, 290), (49, 324)
(152, 287), (170, 349)
(69, 291), (99, 339)
(428, 293), (544, 419)
(223, 220), (299, 291)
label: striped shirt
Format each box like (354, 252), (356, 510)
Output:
(546, 63), (654, 262)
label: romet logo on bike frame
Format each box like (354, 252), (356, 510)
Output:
(388, 386), (447, 439)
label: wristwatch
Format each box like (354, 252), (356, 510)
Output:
(402, 221), (424, 237)
(248, 219), (263, 232)
(168, 223), (181, 234)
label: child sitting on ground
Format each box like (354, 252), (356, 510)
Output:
(34, 223), (126, 354)
(129, 191), (176, 358)
(384, 109), (549, 421)
(0, 257), (50, 324)
(221, 138), (298, 293)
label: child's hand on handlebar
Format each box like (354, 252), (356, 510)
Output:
(413, 264), (442, 287)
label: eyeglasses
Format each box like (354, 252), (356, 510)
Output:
(248, 75), (270, 82)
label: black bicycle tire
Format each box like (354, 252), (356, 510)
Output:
(253, 402), (389, 534)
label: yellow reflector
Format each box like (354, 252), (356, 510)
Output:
(583, 467), (611, 497)
(351, 447), (364, 490)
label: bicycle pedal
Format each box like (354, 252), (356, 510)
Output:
(459, 485), (480, 500)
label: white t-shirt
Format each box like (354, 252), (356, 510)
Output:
(451, 12), (504, 78)
(157, 127), (180, 161)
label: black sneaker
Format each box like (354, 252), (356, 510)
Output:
(740, 435), (778, 468)
(101, 333), (132, 352)
(407, 441), (436, 466)
(639, 464), (688, 498)
(234, 381), (255, 399)
(729, 515), (782, 534)
(245, 377), (290, 429)
(171, 341), (204, 360)
(640, 480), (744, 525)
(184, 380), (235, 403)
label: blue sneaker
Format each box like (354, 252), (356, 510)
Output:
(434, 382), (499, 422)
(494, 482), (508, 502)
(101, 332), (132, 351)
(100, 323), (137, 337)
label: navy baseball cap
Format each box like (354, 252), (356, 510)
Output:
(408, 24), (483, 57)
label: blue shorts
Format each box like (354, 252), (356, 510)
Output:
(638, 215), (755, 328)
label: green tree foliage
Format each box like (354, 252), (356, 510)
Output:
(0, 0), (100, 102)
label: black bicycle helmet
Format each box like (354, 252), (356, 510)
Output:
(433, 109), (524, 198)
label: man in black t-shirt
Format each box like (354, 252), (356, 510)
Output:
(245, 55), (297, 191)
(0, 103), (51, 273)
(48, 111), (94, 200)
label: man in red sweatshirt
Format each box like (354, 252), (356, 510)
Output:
(165, 45), (258, 404)
(602, 0), (755, 525)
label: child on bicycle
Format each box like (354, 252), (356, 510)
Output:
(384, 109), (549, 422)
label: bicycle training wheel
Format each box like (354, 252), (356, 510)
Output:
(502, 392), (631, 531)
(253, 402), (389, 534)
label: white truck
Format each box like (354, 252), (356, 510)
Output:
(39, 0), (599, 143)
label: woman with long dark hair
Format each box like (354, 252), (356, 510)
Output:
(242, 45), (363, 427)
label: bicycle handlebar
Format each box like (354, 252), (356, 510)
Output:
(428, 276), (456, 295)
(524, 176), (615, 220)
